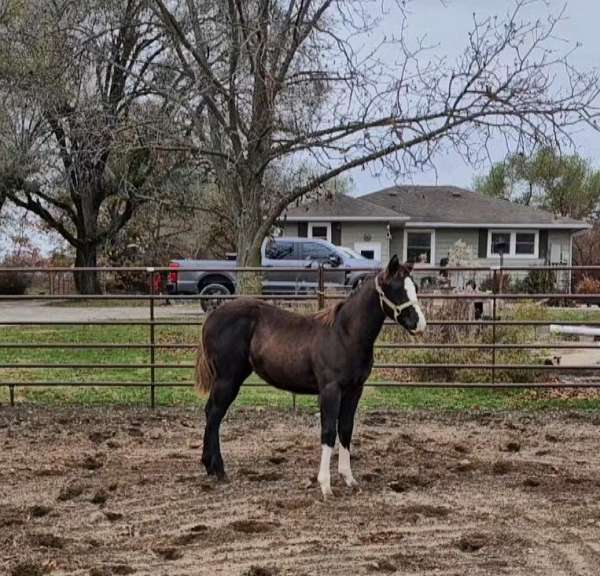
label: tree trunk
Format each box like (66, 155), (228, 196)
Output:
(74, 244), (101, 294)
(236, 219), (263, 296)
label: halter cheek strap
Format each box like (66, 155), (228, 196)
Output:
(374, 274), (418, 322)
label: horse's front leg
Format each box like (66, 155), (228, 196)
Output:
(337, 387), (363, 488)
(317, 382), (342, 499)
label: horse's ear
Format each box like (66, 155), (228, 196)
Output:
(385, 254), (400, 278)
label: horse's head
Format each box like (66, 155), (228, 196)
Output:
(375, 255), (426, 335)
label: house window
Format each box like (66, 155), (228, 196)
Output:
(490, 232), (511, 256)
(308, 222), (331, 242)
(488, 230), (539, 258)
(515, 232), (536, 255)
(404, 230), (435, 265)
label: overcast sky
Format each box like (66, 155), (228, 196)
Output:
(349, 0), (599, 196)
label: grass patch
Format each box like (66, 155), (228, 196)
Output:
(1, 304), (600, 410)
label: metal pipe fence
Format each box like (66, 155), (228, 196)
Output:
(0, 264), (599, 408)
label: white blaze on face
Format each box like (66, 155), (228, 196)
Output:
(404, 276), (426, 334)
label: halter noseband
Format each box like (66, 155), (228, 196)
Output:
(374, 274), (419, 322)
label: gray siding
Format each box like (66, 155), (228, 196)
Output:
(434, 229), (479, 265)
(340, 222), (390, 262)
(281, 222), (298, 237)
(389, 226), (404, 260)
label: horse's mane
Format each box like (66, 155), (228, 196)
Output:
(312, 273), (377, 327)
(313, 301), (344, 327)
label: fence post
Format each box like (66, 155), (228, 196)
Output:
(9, 384), (14, 407)
(318, 264), (325, 310)
(148, 268), (156, 409)
(491, 267), (497, 386)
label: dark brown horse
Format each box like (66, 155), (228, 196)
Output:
(196, 255), (426, 497)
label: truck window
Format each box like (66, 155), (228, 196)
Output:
(301, 242), (334, 261)
(265, 240), (297, 260)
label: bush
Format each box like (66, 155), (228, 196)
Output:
(479, 272), (512, 293)
(576, 276), (600, 295)
(0, 268), (31, 295)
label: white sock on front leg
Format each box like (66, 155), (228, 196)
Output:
(317, 444), (333, 498)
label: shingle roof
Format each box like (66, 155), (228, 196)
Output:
(362, 185), (588, 228)
(283, 193), (408, 220)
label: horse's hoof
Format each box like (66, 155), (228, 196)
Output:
(320, 485), (334, 500)
(345, 477), (358, 489)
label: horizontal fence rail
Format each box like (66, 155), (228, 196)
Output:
(0, 263), (599, 407)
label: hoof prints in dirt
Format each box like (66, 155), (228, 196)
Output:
(29, 505), (53, 518)
(229, 520), (279, 533)
(90, 564), (136, 575)
(28, 532), (66, 549)
(5, 407), (600, 576)
(10, 562), (44, 576)
(456, 533), (488, 553)
(388, 473), (432, 492)
(367, 559), (397, 572)
(57, 481), (86, 501)
(153, 547), (183, 561)
(240, 468), (284, 482)
(243, 567), (278, 576)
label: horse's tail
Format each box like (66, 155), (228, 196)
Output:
(195, 333), (215, 395)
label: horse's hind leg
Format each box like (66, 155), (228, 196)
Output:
(337, 387), (362, 488)
(202, 366), (249, 479)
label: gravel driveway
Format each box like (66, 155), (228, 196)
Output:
(0, 301), (202, 323)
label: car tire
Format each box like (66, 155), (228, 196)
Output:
(199, 283), (232, 313)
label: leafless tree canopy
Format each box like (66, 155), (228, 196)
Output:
(151, 0), (600, 265)
(0, 0), (187, 292)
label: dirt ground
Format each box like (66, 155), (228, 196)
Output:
(3, 406), (600, 576)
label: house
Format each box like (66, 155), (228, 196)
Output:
(281, 185), (590, 270)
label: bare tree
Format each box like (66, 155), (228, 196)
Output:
(0, 0), (177, 293)
(150, 0), (600, 270)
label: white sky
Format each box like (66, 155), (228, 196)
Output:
(349, 0), (600, 196)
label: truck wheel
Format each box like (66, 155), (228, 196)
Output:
(199, 283), (232, 313)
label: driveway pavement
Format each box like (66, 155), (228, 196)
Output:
(0, 301), (202, 323)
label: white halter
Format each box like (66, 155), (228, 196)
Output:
(374, 274), (419, 322)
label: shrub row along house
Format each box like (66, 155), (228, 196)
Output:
(281, 185), (589, 272)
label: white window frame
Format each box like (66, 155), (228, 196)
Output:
(403, 228), (436, 266)
(487, 229), (539, 259)
(308, 221), (331, 243)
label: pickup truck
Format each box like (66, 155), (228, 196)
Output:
(167, 236), (380, 311)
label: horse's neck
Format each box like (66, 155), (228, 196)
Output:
(338, 280), (386, 347)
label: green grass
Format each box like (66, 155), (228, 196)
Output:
(1, 304), (600, 411)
